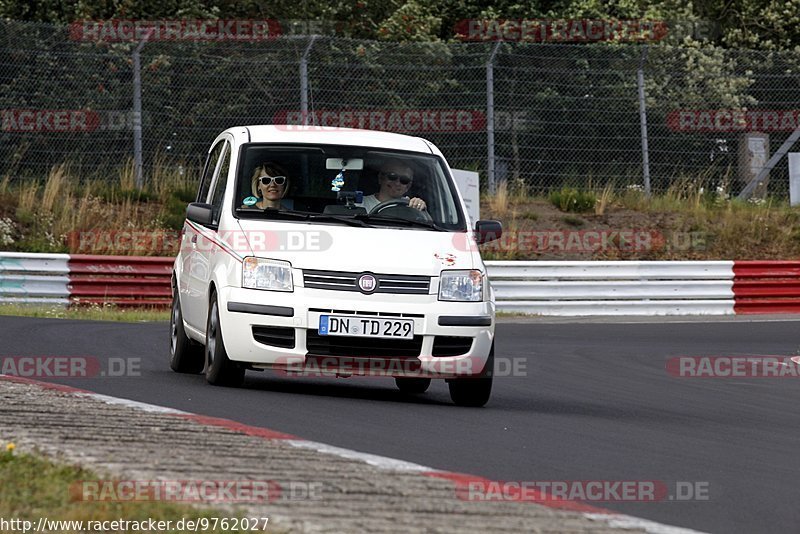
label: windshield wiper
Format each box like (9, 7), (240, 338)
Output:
(306, 214), (372, 227)
(235, 208), (314, 220)
(236, 208), (372, 227)
(235, 208), (443, 230)
(353, 214), (447, 231)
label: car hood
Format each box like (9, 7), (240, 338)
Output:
(235, 219), (479, 275)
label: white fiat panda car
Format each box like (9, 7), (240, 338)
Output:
(170, 126), (502, 406)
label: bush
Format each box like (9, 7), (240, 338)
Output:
(162, 187), (196, 230)
(549, 187), (596, 213)
(561, 215), (585, 227)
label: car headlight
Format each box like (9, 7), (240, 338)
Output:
(242, 257), (293, 292)
(439, 270), (483, 302)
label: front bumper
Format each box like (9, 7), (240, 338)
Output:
(217, 285), (495, 378)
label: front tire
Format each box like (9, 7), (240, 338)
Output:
(395, 377), (431, 394)
(169, 287), (204, 373)
(448, 342), (494, 407)
(205, 294), (245, 387)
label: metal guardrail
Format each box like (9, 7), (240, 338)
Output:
(486, 261), (736, 316)
(0, 252), (71, 306)
(0, 252), (172, 307)
(2, 254), (800, 315)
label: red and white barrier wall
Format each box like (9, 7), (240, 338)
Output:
(0, 252), (171, 307)
(1, 253), (800, 315)
(732, 261), (800, 314)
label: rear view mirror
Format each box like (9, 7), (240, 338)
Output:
(475, 220), (502, 245)
(326, 158), (364, 170)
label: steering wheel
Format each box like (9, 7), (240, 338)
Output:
(370, 198), (433, 222)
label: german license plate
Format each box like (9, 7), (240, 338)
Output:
(318, 315), (414, 339)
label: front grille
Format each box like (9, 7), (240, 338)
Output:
(309, 308), (424, 318)
(252, 326), (296, 349)
(306, 330), (423, 358)
(303, 269), (430, 294)
(432, 336), (474, 357)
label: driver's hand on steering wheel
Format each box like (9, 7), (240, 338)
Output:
(409, 197), (426, 210)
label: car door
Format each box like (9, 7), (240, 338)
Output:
(182, 138), (229, 330)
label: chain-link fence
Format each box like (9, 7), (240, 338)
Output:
(2, 19), (799, 196)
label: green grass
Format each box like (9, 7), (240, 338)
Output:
(0, 162), (191, 255)
(94, 187), (156, 204)
(4, 164), (800, 261)
(0, 448), (276, 533)
(0, 304), (169, 322)
(516, 211), (538, 220)
(548, 187), (597, 213)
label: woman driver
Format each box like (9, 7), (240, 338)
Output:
(248, 162), (290, 209)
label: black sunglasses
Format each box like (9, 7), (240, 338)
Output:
(259, 175), (286, 186)
(382, 172), (412, 185)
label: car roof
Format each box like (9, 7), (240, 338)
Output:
(233, 125), (436, 154)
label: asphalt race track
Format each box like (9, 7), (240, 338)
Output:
(2, 315), (799, 533)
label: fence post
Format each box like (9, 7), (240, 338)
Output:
(637, 46), (651, 196)
(300, 35), (318, 125)
(132, 30), (152, 189)
(486, 42), (502, 195)
(737, 125), (800, 200)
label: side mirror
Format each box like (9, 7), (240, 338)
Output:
(186, 202), (214, 226)
(475, 220), (502, 245)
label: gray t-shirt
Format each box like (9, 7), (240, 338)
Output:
(359, 194), (381, 212)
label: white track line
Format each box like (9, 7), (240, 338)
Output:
(76, 391), (189, 414)
(285, 439), (433, 472)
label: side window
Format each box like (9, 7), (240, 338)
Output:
(198, 140), (225, 203)
(209, 143), (231, 226)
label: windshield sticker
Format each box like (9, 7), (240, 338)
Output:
(243, 196), (258, 206)
(434, 253), (457, 266)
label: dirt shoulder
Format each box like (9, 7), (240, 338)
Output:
(480, 197), (800, 261)
(2, 173), (799, 260)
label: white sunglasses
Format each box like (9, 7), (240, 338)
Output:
(259, 175), (286, 186)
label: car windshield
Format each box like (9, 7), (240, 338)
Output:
(234, 143), (466, 231)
